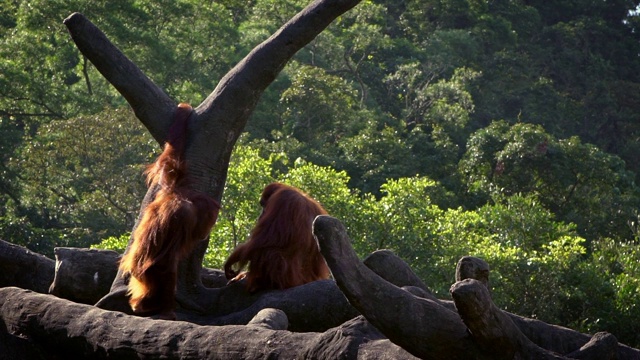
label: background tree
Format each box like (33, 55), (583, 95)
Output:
(3, 108), (154, 256)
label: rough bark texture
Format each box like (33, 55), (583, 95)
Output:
(35, 243), (359, 332)
(0, 287), (415, 360)
(63, 13), (174, 144)
(0, 239), (54, 293)
(49, 247), (121, 304)
(313, 216), (486, 360)
(455, 255), (490, 287)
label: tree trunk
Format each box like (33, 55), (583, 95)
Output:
(63, 0), (362, 315)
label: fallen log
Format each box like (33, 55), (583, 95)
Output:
(0, 287), (415, 359)
(0, 239), (54, 293)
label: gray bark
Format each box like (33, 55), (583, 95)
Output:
(1, 236), (639, 358)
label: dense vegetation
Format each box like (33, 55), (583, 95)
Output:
(2, 0), (640, 347)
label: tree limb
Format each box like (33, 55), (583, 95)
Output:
(63, 13), (175, 144)
(313, 216), (640, 360)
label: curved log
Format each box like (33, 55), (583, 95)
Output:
(0, 287), (413, 359)
(452, 256), (640, 359)
(18, 244), (357, 332)
(450, 279), (566, 359)
(313, 216), (640, 360)
(16, 244), (357, 332)
(245, 308), (288, 330)
(363, 249), (440, 303)
(455, 255), (489, 287)
(566, 332), (618, 360)
(188, 280), (360, 332)
(313, 215), (485, 360)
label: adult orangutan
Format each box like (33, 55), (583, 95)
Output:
(224, 183), (331, 292)
(119, 103), (220, 319)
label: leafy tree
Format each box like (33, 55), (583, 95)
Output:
(460, 120), (640, 241)
(280, 64), (364, 149)
(430, 194), (592, 325)
(4, 108), (154, 255)
(206, 142), (277, 266)
(585, 237), (640, 346)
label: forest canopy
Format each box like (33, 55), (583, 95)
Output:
(1, 0), (640, 348)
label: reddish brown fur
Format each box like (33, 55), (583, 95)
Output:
(224, 183), (330, 293)
(119, 103), (220, 318)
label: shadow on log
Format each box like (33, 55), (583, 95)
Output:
(3, 227), (640, 358)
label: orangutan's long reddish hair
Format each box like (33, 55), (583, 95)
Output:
(119, 103), (220, 318)
(224, 183), (330, 292)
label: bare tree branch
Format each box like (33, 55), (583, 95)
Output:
(63, 13), (175, 144)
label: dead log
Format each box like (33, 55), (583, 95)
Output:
(0, 239), (54, 293)
(245, 308), (288, 330)
(48, 247), (228, 305)
(0, 287), (415, 359)
(0, 241), (356, 332)
(3, 233), (639, 358)
(455, 255), (489, 287)
(450, 279), (566, 359)
(363, 249), (439, 302)
(46, 243), (640, 357)
(451, 280), (623, 360)
(49, 247), (121, 304)
(566, 332), (619, 360)
(451, 256), (640, 359)
(40, 245), (358, 332)
(187, 279), (360, 332)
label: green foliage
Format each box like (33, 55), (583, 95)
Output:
(281, 64), (362, 146)
(460, 121), (640, 240)
(585, 238), (640, 346)
(206, 142), (276, 267)
(91, 233), (130, 253)
(2, 108), (154, 256)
